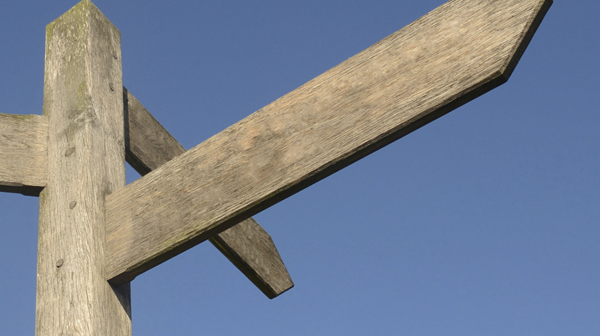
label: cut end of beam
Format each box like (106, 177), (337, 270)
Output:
(0, 113), (48, 196)
(210, 218), (294, 299)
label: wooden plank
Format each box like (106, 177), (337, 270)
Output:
(124, 89), (293, 298)
(36, 1), (131, 335)
(123, 88), (186, 176)
(0, 113), (47, 196)
(210, 218), (294, 298)
(106, 0), (552, 286)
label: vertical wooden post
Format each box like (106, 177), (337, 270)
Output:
(36, 1), (131, 335)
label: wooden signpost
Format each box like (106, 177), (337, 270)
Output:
(0, 0), (551, 334)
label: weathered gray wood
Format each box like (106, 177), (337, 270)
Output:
(0, 113), (47, 196)
(210, 218), (294, 299)
(36, 1), (131, 335)
(124, 89), (293, 297)
(106, 0), (552, 285)
(123, 88), (186, 176)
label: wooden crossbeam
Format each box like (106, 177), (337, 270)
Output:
(105, 0), (552, 286)
(0, 113), (47, 196)
(123, 89), (185, 176)
(123, 89), (293, 298)
(0, 84), (294, 298)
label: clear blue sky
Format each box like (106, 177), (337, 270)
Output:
(1, 0), (599, 335)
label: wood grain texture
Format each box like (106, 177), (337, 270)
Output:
(210, 218), (294, 299)
(0, 113), (47, 196)
(36, 1), (131, 335)
(124, 89), (293, 297)
(123, 88), (186, 176)
(106, 0), (552, 285)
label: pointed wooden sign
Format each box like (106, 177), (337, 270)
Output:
(0, 0), (552, 334)
(0, 0), (293, 300)
(104, 0), (553, 285)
